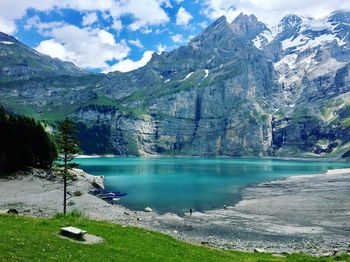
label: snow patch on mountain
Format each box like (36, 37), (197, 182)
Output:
(206, 56), (215, 63)
(0, 41), (14, 45)
(300, 16), (333, 31)
(282, 34), (338, 51)
(274, 49), (320, 104)
(204, 69), (209, 79)
(252, 11), (349, 52)
(180, 72), (193, 82)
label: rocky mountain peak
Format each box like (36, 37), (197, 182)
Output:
(231, 13), (268, 39)
(1, 10), (350, 158)
(189, 15), (235, 49)
(280, 14), (302, 28)
(328, 10), (350, 24)
(277, 14), (303, 39)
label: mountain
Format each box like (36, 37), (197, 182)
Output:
(0, 32), (103, 119)
(0, 11), (349, 158)
(254, 10), (350, 156)
(0, 32), (89, 82)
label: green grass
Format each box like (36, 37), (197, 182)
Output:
(93, 96), (118, 106)
(341, 117), (350, 127)
(0, 214), (349, 262)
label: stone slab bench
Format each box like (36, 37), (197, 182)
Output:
(60, 226), (87, 241)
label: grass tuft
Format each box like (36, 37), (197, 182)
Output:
(53, 210), (84, 220)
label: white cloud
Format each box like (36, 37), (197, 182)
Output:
(24, 15), (65, 34)
(34, 23), (130, 69)
(0, 0), (59, 34)
(188, 35), (195, 40)
(160, 0), (173, 9)
(0, 0), (169, 34)
(156, 43), (167, 54)
(24, 15), (40, 30)
(176, 7), (193, 26)
(119, 0), (169, 31)
(202, 0), (350, 25)
(198, 21), (208, 28)
(201, 0), (236, 22)
(82, 12), (98, 26)
(171, 33), (183, 43)
(98, 30), (116, 45)
(35, 39), (71, 60)
(140, 27), (153, 34)
(111, 19), (123, 31)
(105, 50), (154, 73)
(155, 28), (168, 34)
(128, 39), (144, 48)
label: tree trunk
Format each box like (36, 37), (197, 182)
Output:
(63, 175), (67, 214)
(63, 146), (67, 215)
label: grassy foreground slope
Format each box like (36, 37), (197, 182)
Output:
(0, 214), (349, 262)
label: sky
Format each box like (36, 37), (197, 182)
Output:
(0, 0), (349, 73)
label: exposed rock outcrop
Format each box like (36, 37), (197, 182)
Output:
(0, 11), (349, 157)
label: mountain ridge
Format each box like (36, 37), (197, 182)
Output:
(0, 10), (349, 158)
(0, 32), (89, 83)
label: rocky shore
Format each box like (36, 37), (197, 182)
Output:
(0, 168), (349, 256)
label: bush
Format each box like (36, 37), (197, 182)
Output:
(53, 210), (84, 219)
(73, 190), (83, 197)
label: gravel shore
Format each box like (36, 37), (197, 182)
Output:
(0, 168), (349, 255)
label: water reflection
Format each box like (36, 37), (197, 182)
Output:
(77, 157), (349, 214)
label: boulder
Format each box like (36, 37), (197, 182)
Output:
(7, 209), (19, 215)
(92, 176), (105, 190)
(144, 207), (152, 212)
(70, 168), (105, 190)
(254, 248), (266, 253)
(322, 252), (333, 257)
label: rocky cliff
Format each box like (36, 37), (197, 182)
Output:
(0, 11), (349, 158)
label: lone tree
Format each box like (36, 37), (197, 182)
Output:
(57, 117), (80, 214)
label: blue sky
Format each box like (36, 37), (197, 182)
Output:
(0, 0), (349, 73)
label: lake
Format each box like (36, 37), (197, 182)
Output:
(76, 157), (350, 214)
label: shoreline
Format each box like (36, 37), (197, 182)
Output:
(75, 154), (350, 162)
(0, 167), (349, 256)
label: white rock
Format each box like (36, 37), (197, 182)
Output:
(254, 248), (266, 253)
(144, 207), (153, 212)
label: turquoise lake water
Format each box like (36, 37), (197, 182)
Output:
(76, 157), (350, 214)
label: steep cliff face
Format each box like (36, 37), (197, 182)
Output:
(73, 16), (281, 156)
(0, 11), (349, 158)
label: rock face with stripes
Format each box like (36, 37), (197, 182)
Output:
(0, 11), (349, 157)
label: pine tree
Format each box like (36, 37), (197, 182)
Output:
(0, 106), (57, 174)
(56, 117), (80, 214)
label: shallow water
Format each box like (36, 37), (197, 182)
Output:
(76, 157), (350, 214)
